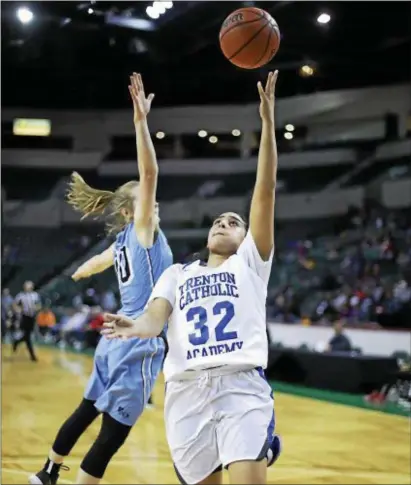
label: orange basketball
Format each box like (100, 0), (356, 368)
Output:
(219, 7), (280, 69)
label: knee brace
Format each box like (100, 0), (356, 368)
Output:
(53, 399), (99, 456)
(81, 412), (131, 479)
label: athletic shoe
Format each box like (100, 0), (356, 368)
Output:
(28, 465), (69, 485)
(267, 435), (282, 467)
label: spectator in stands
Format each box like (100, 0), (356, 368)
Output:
(72, 293), (83, 308)
(393, 279), (411, 304)
(101, 289), (117, 313)
(59, 305), (92, 345)
(83, 288), (99, 306)
(327, 320), (352, 353)
(1, 288), (14, 342)
(85, 311), (104, 349)
(36, 304), (57, 337)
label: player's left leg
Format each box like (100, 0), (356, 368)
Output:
(76, 412), (131, 484)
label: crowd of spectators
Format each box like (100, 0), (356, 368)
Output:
(2, 205), (410, 354)
(267, 205), (411, 330)
(2, 285), (118, 352)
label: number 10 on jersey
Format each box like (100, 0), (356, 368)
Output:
(186, 300), (238, 346)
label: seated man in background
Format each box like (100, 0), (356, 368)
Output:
(36, 305), (56, 337)
(327, 320), (352, 353)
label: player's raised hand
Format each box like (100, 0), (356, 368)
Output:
(101, 313), (137, 340)
(129, 72), (155, 124)
(257, 70), (278, 123)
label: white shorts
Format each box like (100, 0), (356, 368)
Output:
(164, 367), (275, 484)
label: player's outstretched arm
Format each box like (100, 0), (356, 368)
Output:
(101, 298), (172, 339)
(72, 244), (114, 281)
(129, 72), (159, 248)
(249, 70), (278, 261)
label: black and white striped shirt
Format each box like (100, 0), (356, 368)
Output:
(15, 291), (40, 317)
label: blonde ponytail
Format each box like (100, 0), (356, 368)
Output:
(66, 172), (114, 220)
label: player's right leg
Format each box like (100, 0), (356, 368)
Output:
(29, 340), (109, 485)
(165, 378), (222, 484)
(28, 399), (100, 485)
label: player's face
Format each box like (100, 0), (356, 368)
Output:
(207, 212), (246, 256)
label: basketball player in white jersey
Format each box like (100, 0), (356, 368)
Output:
(102, 71), (280, 485)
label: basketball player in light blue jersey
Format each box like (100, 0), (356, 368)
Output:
(30, 73), (172, 485)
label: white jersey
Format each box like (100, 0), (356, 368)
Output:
(149, 232), (273, 382)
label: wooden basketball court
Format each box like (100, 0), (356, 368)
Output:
(2, 345), (410, 484)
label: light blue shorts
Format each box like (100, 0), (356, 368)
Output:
(84, 333), (165, 426)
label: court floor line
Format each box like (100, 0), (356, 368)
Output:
(1, 458), (172, 467)
(2, 459), (406, 480)
(1, 468), (74, 484)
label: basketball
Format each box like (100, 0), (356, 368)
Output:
(219, 7), (280, 69)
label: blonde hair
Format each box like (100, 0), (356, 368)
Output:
(66, 172), (139, 235)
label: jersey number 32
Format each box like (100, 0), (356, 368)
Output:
(186, 301), (238, 346)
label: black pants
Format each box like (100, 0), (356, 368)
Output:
(13, 315), (37, 361)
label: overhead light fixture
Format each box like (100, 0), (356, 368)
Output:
(232, 129), (241, 137)
(317, 13), (331, 24)
(146, 6), (159, 19)
(156, 131), (165, 139)
(209, 135), (218, 144)
(300, 64), (314, 77)
(146, 1), (173, 19)
(17, 7), (33, 24)
(284, 132), (293, 140)
(285, 124), (295, 132)
(154, 1), (166, 14)
(198, 130), (208, 138)
(87, 7), (94, 14)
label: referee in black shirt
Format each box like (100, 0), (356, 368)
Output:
(13, 280), (41, 361)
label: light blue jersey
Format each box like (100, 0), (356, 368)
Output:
(114, 223), (173, 317)
(84, 223), (173, 426)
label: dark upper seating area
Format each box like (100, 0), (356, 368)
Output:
(2, 167), (68, 200)
(2, 134), (74, 150)
(344, 156), (411, 187)
(0, 161), (385, 203)
(105, 133), (242, 161)
(2, 168), (101, 200)
(2, 225), (102, 294)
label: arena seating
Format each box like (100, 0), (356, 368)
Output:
(2, 226), (101, 294)
(344, 156), (411, 187)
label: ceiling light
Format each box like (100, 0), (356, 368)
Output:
(156, 131), (165, 139)
(146, 6), (159, 19)
(153, 1), (166, 15)
(317, 13), (331, 24)
(198, 130), (208, 138)
(285, 124), (295, 132)
(147, 1), (172, 18)
(209, 136), (218, 144)
(17, 7), (33, 24)
(284, 132), (293, 140)
(232, 129), (241, 137)
(300, 64), (314, 77)
(87, 8), (94, 14)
